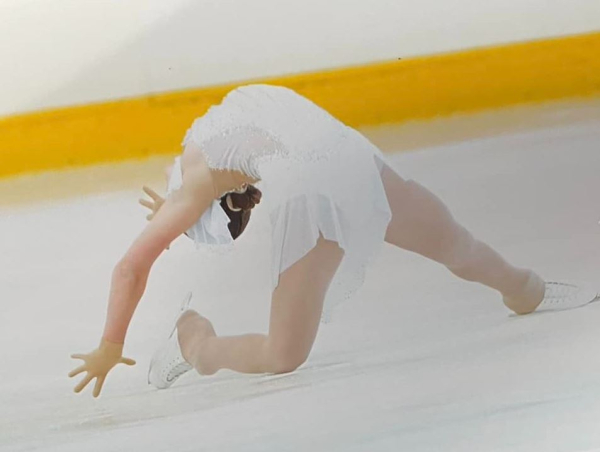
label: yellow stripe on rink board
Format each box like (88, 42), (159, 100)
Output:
(1, 31), (599, 178)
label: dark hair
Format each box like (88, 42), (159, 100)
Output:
(219, 185), (262, 239)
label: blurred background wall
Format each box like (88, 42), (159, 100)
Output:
(1, 0), (599, 117)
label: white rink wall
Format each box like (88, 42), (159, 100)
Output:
(1, 0), (599, 117)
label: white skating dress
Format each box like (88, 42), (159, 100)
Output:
(168, 84), (392, 320)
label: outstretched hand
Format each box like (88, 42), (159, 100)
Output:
(139, 186), (165, 221)
(69, 339), (136, 398)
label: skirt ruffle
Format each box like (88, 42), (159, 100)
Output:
(260, 135), (392, 321)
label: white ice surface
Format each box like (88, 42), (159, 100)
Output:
(1, 120), (600, 451)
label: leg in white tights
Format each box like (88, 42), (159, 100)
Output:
(177, 236), (344, 375)
(379, 163), (545, 314)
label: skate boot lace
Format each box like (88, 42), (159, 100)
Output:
(544, 282), (581, 304)
(165, 360), (192, 383)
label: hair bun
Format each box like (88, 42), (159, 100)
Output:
(219, 185), (262, 240)
(227, 185), (262, 211)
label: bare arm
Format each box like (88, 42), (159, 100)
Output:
(102, 155), (216, 344)
(69, 152), (218, 397)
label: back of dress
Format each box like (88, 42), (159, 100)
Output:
(183, 84), (355, 181)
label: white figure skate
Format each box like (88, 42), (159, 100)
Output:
(536, 281), (599, 312)
(148, 292), (194, 389)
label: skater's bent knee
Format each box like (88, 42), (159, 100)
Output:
(270, 355), (307, 374)
(266, 342), (309, 374)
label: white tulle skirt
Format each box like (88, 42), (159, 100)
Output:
(256, 129), (392, 320)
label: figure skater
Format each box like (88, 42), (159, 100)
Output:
(68, 84), (598, 397)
